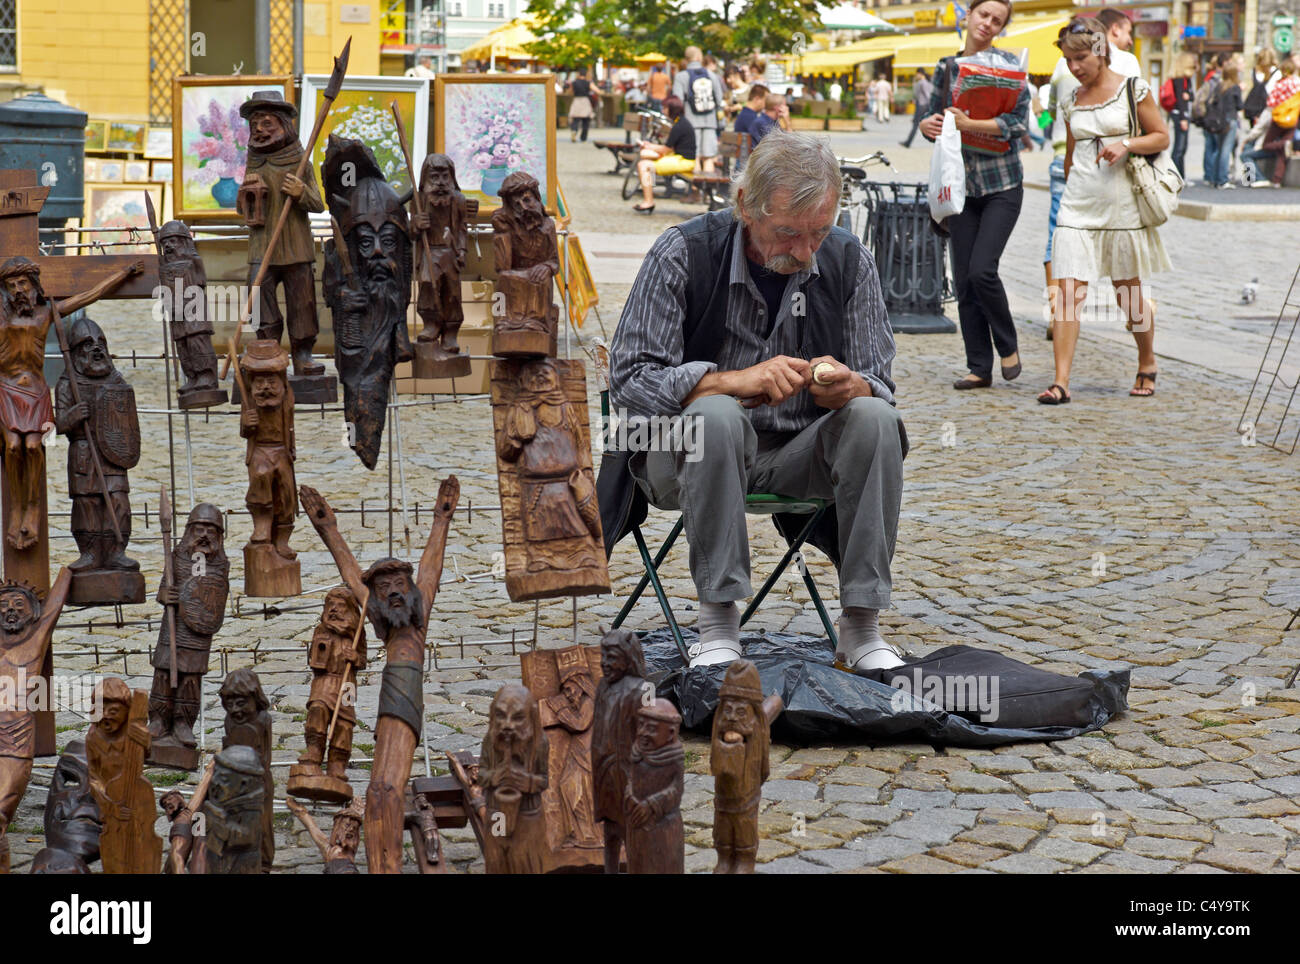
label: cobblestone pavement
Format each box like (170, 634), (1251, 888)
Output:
(8, 119), (1299, 874)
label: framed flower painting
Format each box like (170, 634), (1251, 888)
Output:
(172, 75), (292, 222)
(434, 74), (556, 218)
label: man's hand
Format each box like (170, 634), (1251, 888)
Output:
(64, 401), (90, 428)
(732, 355), (812, 408)
(240, 408), (259, 433)
(282, 173), (306, 200)
(919, 113), (945, 140)
(944, 106), (970, 132)
(526, 263), (552, 285)
(808, 356), (870, 410)
(411, 212), (431, 232)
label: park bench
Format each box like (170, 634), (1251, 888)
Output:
(692, 130), (751, 211)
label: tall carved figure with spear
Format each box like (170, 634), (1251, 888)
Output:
(228, 39), (351, 404)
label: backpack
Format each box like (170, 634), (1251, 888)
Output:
(1192, 75), (1219, 126)
(1159, 78), (1176, 111)
(1243, 68), (1275, 122)
(1202, 82), (1232, 135)
(688, 67), (716, 115)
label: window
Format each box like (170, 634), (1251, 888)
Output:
(1210, 0), (1241, 41)
(488, 2), (505, 18)
(0, 0), (16, 70)
(448, 1), (463, 15)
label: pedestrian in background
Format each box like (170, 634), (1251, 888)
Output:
(1245, 57), (1300, 186)
(900, 69), (933, 147)
(647, 64), (670, 113)
(734, 84), (768, 137)
(565, 68), (597, 143)
(1040, 17), (1170, 405)
(918, 0), (1028, 391)
(674, 46), (727, 173)
(873, 75), (893, 123)
(1204, 62), (1243, 188)
(751, 92), (788, 148)
(630, 96), (696, 215)
(1164, 53), (1196, 178)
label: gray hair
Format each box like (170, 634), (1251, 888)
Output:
(732, 131), (840, 220)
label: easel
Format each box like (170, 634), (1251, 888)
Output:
(0, 169), (158, 755)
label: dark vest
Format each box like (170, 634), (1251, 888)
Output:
(598, 210), (859, 566)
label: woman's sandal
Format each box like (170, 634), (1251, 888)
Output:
(1130, 371), (1157, 397)
(1037, 384), (1071, 405)
(632, 203), (655, 215)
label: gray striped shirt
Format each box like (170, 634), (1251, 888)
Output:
(609, 215), (897, 433)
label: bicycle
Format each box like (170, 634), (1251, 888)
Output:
(836, 151), (897, 239)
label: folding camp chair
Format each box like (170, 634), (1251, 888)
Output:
(610, 495), (840, 661)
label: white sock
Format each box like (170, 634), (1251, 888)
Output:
(692, 601), (741, 666)
(837, 607), (903, 670)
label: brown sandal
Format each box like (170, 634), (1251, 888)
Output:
(1129, 371), (1157, 397)
(1037, 384), (1070, 405)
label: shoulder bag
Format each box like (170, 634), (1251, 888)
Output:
(1124, 78), (1184, 228)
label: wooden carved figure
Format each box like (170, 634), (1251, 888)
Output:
(711, 659), (783, 875)
(286, 795), (364, 874)
(159, 758), (214, 875)
(220, 668), (275, 872)
(0, 255), (141, 551)
(87, 679), (163, 874)
(0, 565), (71, 872)
(156, 220), (227, 408)
(299, 476), (459, 874)
(237, 89), (335, 402)
(408, 775), (464, 874)
(238, 338), (301, 596)
(201, 744), (265, 874)
(490, 171), (558, 358)
(625, 699), (685, 875)
(148, 502), (228, 770)
(480, 683), (549, 874)
(288, 586), (366, 804)
(522, 644), (602, 870)
(410, 153), (477, 378)
(30, 739), (101, 874)
(592, 628), (647, 874)
(53, 316), (144, 604)
(321, 135), (413, 470)
(490, 358), (609, 601)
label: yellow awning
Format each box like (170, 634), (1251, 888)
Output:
(461, 16), (542, 63)
(635, 52), (668, 64)
(783, 17), (1067, 78)
(891, 17), (1069, 74)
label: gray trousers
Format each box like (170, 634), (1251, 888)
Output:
(631, 394), (907, 610)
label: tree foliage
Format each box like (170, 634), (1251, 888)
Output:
(523, 0), (819, 65)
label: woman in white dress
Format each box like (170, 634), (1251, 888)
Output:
(1038, 17), (1171, 404)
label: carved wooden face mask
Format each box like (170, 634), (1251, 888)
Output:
(46, 741), (103, 860)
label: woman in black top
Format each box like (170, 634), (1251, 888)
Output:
(566, 68), (597, 142)
(1168, 54), (1195, 179)
(630, 95), (697, 214)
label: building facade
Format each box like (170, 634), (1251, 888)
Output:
(443, 0), (525, 68)
(0, 0), (381, 123)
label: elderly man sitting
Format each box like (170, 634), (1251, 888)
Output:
(605, 131), (908, 670)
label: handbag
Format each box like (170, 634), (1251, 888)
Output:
(1272, 91), (1300, 130)
(1124, 78), (1183, 228)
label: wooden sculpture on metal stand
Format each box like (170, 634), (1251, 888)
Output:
(53, 313), (145, 604)
(446, 748), (486, 851)
(288, 586), (366, 803)
(87, 679), (163, 874)
(200, 744), (265, 874)
(234, 90), (334, 403)
(593, 627), (647, 874)
(626, 698), (684, 874)
(225, 42), (349, 403)
(490, 172), (559, 358)
(220, 667), (275, 872)
(490, 358), (609, 600)
(711, 659), (783, 875)
(321, 134), (413, 469)
(286, 796), (364, 874)
(0, 171), (156, 759)
(159, 757), (214, 874)
(0, 565), (70, 873)
(298, 475), (460, 874)
(479, 682), (549, 874)
(408, 775), (466, 874)
(401, 139), (477, 379)
(148, 499), (227, 769)
(521, 643), (603, 870)
(30, 739), (101, 874)
(148, 205), (227, 409)
(237, 338), (301, 596)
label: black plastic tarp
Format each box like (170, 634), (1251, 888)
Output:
(642, 628), (1130, 747)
